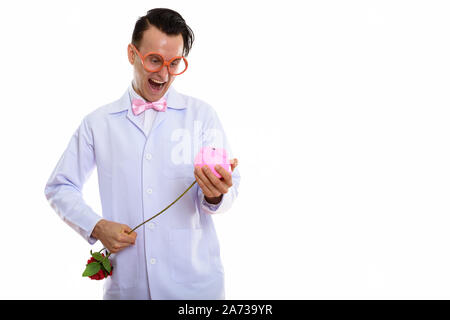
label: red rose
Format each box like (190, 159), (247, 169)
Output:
(97, 271), (103, 280)
(85, 254), (111, 280)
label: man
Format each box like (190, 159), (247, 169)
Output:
(44, 8), (240, 300)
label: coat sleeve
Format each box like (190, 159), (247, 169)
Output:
(44, 116), (103, 244)
(197, 107), (241, 215)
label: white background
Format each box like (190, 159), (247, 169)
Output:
(0, 0), (449, 299)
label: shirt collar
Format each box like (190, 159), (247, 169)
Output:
(109, 82), (187, 114)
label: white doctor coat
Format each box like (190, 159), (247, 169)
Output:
(44, 85), (240, 299)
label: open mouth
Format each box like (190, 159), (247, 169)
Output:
(148, 78), (166, 92)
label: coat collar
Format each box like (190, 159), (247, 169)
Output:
(108, 84), (187, 114)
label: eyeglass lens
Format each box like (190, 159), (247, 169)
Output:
(143, 54), (187, 75)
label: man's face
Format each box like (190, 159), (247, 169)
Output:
(128, 25), (184, 102)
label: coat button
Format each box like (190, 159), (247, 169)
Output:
(148, 222), (155, 229)
(145, 153), (152, 160)
(150, 258), (156, 265)
(146, 188), (153, 194)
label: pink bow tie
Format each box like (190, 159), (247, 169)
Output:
(131, 97), (167, 115)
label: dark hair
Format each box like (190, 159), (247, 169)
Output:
(132, 8), (195, 57)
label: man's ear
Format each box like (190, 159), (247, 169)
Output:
(127, 44), (135, 65)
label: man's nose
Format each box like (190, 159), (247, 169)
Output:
(156, 65), (169, 80)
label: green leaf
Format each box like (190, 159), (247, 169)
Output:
(91, 252), (105, 262)
(82, 262), (101, 277)
(102, 258), (112, 273)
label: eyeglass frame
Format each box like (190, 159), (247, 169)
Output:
(129, 43), (188, 76)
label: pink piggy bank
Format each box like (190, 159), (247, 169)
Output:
(194, 147), (232, 179)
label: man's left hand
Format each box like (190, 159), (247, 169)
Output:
(194, 158), (238, 205)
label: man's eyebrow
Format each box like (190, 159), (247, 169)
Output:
(142, 49), (184, 59)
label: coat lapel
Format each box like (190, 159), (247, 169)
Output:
(151, 108), (168, 132)
(126, 108), (147, 137)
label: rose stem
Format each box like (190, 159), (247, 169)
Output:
(102, 180), (197, 258)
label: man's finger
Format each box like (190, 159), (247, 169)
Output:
(203, 166), (229, 193)
(195, 172), (215, 198)
(112, 242), (128, 252)
(195, 167), (221, 197)
(195, 167), (213, 193)
(120, 225), (136, 244)
(230, 158), (238, 172)
(215, 165), (232, 187)
(119, 231), (136, 244)
(201, 165), (226, 194)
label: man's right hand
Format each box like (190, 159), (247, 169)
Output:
(91, 219), (137, 254)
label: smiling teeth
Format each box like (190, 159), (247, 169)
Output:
(151, 79), (165, 84)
